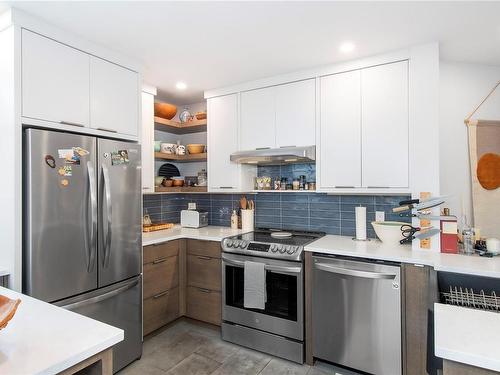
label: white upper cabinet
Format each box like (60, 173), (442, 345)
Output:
(141, 91), (155, 193)
(90, 57), (139, 136)
(240, 80), (316, 150)
(275, 79), (316, 148)
(361, 61), (409, 188)
(22, 30), (90, 128)
(319, 70), (361, 188)
(208, 94), (241, 191)
(240, 87), (275, 150)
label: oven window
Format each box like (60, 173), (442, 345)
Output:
(225, 265), (298, 321)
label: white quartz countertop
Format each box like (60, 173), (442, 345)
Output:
(0, 287), (123, 375)
(305, 235), (500, 278)
(142, 225), (244, 246)
(435, 303), (500, 371)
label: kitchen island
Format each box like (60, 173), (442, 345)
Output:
(0, 287), (123, 375)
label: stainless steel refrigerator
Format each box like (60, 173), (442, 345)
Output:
(23, 128), (142, 372)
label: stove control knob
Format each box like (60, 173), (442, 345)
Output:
(275, 245), (282, 253)
(242, 241), (249, 248)
(287, 246), (297, 254)
(269, 244), (276, 252)
(279, 246), (287, 254)
(226, 240), (233, 248)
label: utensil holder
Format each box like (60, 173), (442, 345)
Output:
(241, 209), (254, 231)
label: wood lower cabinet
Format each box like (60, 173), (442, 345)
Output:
(143, 240), (181, 336)
(186, 286), (221, 326)
(185, 240), (222, 326)
(142, 239), (223, 336)
(143, 287), (180, 336)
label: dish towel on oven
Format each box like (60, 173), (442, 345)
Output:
(244, 261), (266, 309)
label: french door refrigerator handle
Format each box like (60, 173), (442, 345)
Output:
(314, 262), (397, 279)
(102, 164), (113, 268)
(222, 255), (302, 274)
(87, 161), (97, 272)
(58, 278), (139, 311)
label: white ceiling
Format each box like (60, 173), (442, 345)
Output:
(3, 1), (500, 104)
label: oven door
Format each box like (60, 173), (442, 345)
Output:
(222, 252), (303, 340)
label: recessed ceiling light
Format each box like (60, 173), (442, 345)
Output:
(176, 82), (187, 90)
(340, 42), (355, 53)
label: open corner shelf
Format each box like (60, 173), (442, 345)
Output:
(155, 152), (207, 163)
(154, 186), (208, 193)
(154, 116), (207, 134)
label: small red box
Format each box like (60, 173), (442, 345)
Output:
(440, 219), (458, 253)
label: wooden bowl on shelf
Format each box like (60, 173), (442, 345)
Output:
(162, 179), (174, 187)
(187, 144), (205, 154)
(195, 112), (207, 120)
(172, 179), (184, 187)
(154, 102), (177, 120)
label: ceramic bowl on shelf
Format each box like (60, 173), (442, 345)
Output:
(155, 176), (165, 186)
(187, 144), (205, 154)
(154, 102), (177, 120)
(162, 179), (173, 187)
(154, 141), (161, 152)
(195, 112), (207, 120)
(371, 221), (406, 244)
(172, 179), (184, 187)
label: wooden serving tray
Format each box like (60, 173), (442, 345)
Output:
(0, 295), (21, 330)
(143, 223), (175, 233)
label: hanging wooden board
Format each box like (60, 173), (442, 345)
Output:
(477, 153), (500, 190)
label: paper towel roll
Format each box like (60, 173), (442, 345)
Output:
(355, 206), (367, 240)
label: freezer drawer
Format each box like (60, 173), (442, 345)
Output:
(312, 256), (402, 375)
(56, 276), (142, 372)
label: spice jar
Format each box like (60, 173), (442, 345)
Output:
(292, 179), (300, 190)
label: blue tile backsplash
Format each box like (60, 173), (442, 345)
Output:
(143, 192), (410, 238)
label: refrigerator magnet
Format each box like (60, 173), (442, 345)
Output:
(60, 178), (69, 187)
(61, 166), (72, 177)
(73, 147), (90, 157)
(45, 155), (56, 169)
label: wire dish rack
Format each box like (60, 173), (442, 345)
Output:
(442, 286), (500, 312)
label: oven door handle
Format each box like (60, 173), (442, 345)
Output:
(222, 255), (302, 274)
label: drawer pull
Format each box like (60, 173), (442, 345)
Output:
(197, 288), (212, 294)
(153, 257), (168, 264)
(59, 120), (85, 128)
(153, 290), (169, 299)
(196, 256), (212, 260)
(97, 127), (118, 133)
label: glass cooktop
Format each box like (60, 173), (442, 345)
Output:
(231, 228), (325, 246)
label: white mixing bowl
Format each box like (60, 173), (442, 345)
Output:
(371, 221), (407, 244)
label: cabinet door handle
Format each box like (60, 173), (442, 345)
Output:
(279, 145), (296, 148)
(197, 288), (212, 293)
(255, 147), (270, 150)
(334, 185), (355, 188)
(218, 186), (235, 189)
(196, 256), (212, 260)
(367, 186), (389, 189)
(60, 120), (85, 128)
(153, 257), (168, 264)
(153, 290), (169, 299)
(143, 187), (151, 190)
(97, 127), (118, 133)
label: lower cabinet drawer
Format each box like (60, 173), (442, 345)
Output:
(187, 254), (221, 291)
(186, 286), (221, 326)
(143, 287), (179, 336)
(143, 255), (179, 299)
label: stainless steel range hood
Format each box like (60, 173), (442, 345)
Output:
(230, 146), (315, 165)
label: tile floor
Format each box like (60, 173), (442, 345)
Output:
(119, 319), (358, 375)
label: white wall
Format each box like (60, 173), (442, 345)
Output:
(439, 61), (500, 228)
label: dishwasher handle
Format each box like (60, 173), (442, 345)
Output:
(314, 262), (397, 280)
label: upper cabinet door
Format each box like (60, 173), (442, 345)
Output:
(208, 94), (240, 191)
(320, 71), (361, 188)
(275, 79), (316, 148)
(22, 30), (90, 127)
(90, 57), (139, 136)
(141, 92), (155, 193)
(240, 87), (276, 150)
(361, 61), (409, 188)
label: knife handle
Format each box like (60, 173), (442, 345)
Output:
(399, 199), (419, 206)
(393, 205), (411, 213)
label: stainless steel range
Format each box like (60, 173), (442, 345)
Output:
(221, 228), (324, 363)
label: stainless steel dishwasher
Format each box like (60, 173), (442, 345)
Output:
(312, 255), (402, 375)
